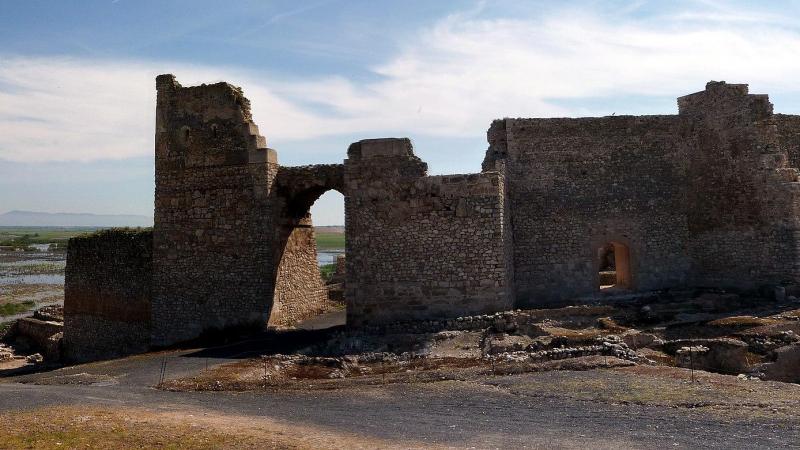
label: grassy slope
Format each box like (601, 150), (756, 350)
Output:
(315, 231), (345, 250)
(0, 301), (35, 317)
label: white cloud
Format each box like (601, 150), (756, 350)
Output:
(4, 4), (800, 163)
(0, 57), (333, 162)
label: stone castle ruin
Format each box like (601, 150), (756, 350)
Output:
(62, 76), (800, 361)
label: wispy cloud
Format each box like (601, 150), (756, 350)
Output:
(3, 2), (800, 163)
(268, 0), (335, 24)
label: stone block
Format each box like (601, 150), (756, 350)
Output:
(359, 138), (412, 158)
(760, 343), (800, 382)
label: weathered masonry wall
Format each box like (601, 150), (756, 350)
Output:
(151, 75), (278, 346)
(484, 115), (690, 306)
(680, 83), (800, 288)
(484, 81), (800, 305)
(63, 229), (152, 362)
(345, 138), (514, 325)
(776, 114), (800, 171)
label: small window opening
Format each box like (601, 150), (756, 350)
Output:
(598, 241), (632, 291)
(211, 124), (218, 139)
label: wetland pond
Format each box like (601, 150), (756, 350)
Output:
(0, 245), (65, 323)
(317, 250), (344, 266)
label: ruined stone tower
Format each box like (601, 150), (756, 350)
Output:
(151, 75), (278, 345)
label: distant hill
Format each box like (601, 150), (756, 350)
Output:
(0, 210), (153, 227)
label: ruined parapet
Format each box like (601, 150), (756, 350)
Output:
(677, 81), (773, 123)
(63, 229), (152, 362)
(154, 74), (276, 170)
(152, 75), (278, 346)
(345, 138), (514, 325)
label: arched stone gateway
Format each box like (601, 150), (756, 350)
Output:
(269, 165), (345, 327)
(274, 165), (344, 219)
(63, 76), (800, 362)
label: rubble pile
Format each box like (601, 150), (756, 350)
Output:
(296, 292), (800, 384)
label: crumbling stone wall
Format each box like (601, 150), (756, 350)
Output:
(345, 138), (514, 325)
(15, 318), (63, 360)
(63, 229), (152, 362)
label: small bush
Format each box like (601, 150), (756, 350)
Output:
(0, 320), (12, 338)
(319, 263), (337, 282)
(0, 301), (35, 317)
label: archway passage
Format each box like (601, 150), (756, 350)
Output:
(598, 241), (632, 291)
(268, 164), (346, 328)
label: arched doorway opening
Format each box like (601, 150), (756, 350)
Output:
(310, 190), (346, 323)
(268, 164), (346, 329)
(597, 241), (632, 291)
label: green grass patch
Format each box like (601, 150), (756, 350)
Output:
(0, 301), (35, 317)
(320, 263), (337, 282)
(315, 231), (345, 250)
(0, 226), (98, 247)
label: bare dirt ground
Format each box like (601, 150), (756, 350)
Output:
(0, 405), (416, 449)
(0, 346), (798, 448)
(3, 293), (800, 448)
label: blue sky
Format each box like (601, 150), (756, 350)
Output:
(3, 0), (800, 225)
